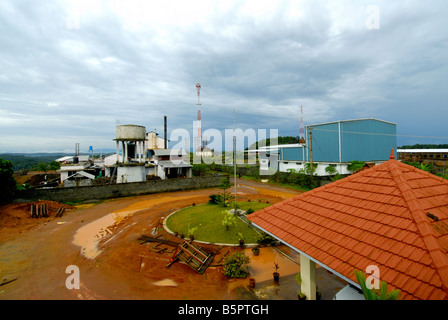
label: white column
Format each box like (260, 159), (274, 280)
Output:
(300, 253), (317, 300)
(116, 141), (119, 163)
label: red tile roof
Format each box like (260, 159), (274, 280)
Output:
(248, 157), (448, 300)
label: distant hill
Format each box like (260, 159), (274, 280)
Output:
(0, 153), (70, 172)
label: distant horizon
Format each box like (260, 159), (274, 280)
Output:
(2, 142), (448, 156)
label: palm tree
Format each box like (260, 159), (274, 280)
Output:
(354, 270), (401, 300)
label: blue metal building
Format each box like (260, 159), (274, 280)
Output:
(281, 118), (397, 162)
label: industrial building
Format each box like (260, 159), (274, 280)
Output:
(107, 123), (192, 183)
(398, 149), (448, 164)
(255, 118), (397, 176)
(58, 119), (192, 187)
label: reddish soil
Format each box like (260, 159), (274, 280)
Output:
(0, 179), (302, 300)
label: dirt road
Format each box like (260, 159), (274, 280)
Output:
(0, 179), (302, 300)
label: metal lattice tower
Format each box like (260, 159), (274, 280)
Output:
(196, 83), (202, 152)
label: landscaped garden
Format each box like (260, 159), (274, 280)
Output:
(165, 201), (271, 245)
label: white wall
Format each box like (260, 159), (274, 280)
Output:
(279, 161), (352, 176)
(117, 166), (146, 183)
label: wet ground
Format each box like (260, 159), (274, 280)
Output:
(0, 179), (347, 300)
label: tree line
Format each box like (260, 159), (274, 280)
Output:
(0, 154), (63, 172)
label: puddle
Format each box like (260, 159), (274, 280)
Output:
(72, 195), (200, 259)
(153, 279), (178, 287)
(72, 210), (136, 259)
(245, 247), (300, 282)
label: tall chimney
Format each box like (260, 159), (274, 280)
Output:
(164, 115), (167, 149)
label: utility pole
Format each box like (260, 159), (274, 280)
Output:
(309, 127), (313, 175)
(233, 108), (237, 209)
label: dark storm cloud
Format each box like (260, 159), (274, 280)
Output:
(0, 0), (447, 152)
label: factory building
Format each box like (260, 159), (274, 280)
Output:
(107, 123), (192, 183)
(58, 120), (192, 187)
(256, 118), (397, 176)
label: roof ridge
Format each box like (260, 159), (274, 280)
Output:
(388, 160), (448, 291)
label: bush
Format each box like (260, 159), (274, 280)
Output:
(246, 208), (254, 214)
(0, 158), (17, 204)
(208, 194), (222, 204)
(256, 233), (276, 245)
(223, 252), (250, 278)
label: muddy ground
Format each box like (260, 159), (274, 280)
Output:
(0, 179), (323, 300)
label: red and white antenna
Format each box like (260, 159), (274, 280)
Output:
(196, 83), (202, 151)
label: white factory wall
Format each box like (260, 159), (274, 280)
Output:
(117, 166), (146, 183)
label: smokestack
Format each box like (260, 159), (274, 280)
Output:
(164, 115), (167, 149)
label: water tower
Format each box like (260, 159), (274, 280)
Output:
(114, 124), (147, 183)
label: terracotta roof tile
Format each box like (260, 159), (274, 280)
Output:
(248, 158), (448, 300)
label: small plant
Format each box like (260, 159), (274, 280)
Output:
(187, 226), (198, 240)
(238, 232), (244, 247)
(295, 272), (302, 286)
(297, 290), (307, 300)
(246, 208), (254, 214)
(354, 270), (401, 300)
(273, 262), (280, 282)
(252, 247), (260, 256)
(223, 252), (250, 278)
(222, 212), (237, 231)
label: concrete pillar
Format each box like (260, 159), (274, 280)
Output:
(116, 141), (119, 163)
(139, 141), (144, 163)
(123, 141), (127, 163)
(300, 254), (316, 300)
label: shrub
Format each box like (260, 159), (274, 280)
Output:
(0, 158), (17, 204)
(223, 252), (250, 278)
(222, 212), (237, 231)
(208, 194), (222, 205)
(246, 208), (254, 214)
(257, 233), (276, 245)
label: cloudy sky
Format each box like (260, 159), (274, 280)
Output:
(0, 0), (447, 153)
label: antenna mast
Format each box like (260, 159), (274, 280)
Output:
(196, 83), (202, 152)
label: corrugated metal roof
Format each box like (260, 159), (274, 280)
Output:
(306, 118), (397, 127)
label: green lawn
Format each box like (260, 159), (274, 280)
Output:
(165, 202), (270, 244)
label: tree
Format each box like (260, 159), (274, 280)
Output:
(218, 176), (233, 207)
(354, 270), (401, 300)
(48, 160), (61, 171)
(37, 162), (49, 173)
(222, 212), (237, 231)
(192, 163), (208, 176)
(0, 158), (17, 203)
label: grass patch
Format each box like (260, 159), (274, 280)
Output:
(166, 202), (270, 244)
(241, 175), (310, 192)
